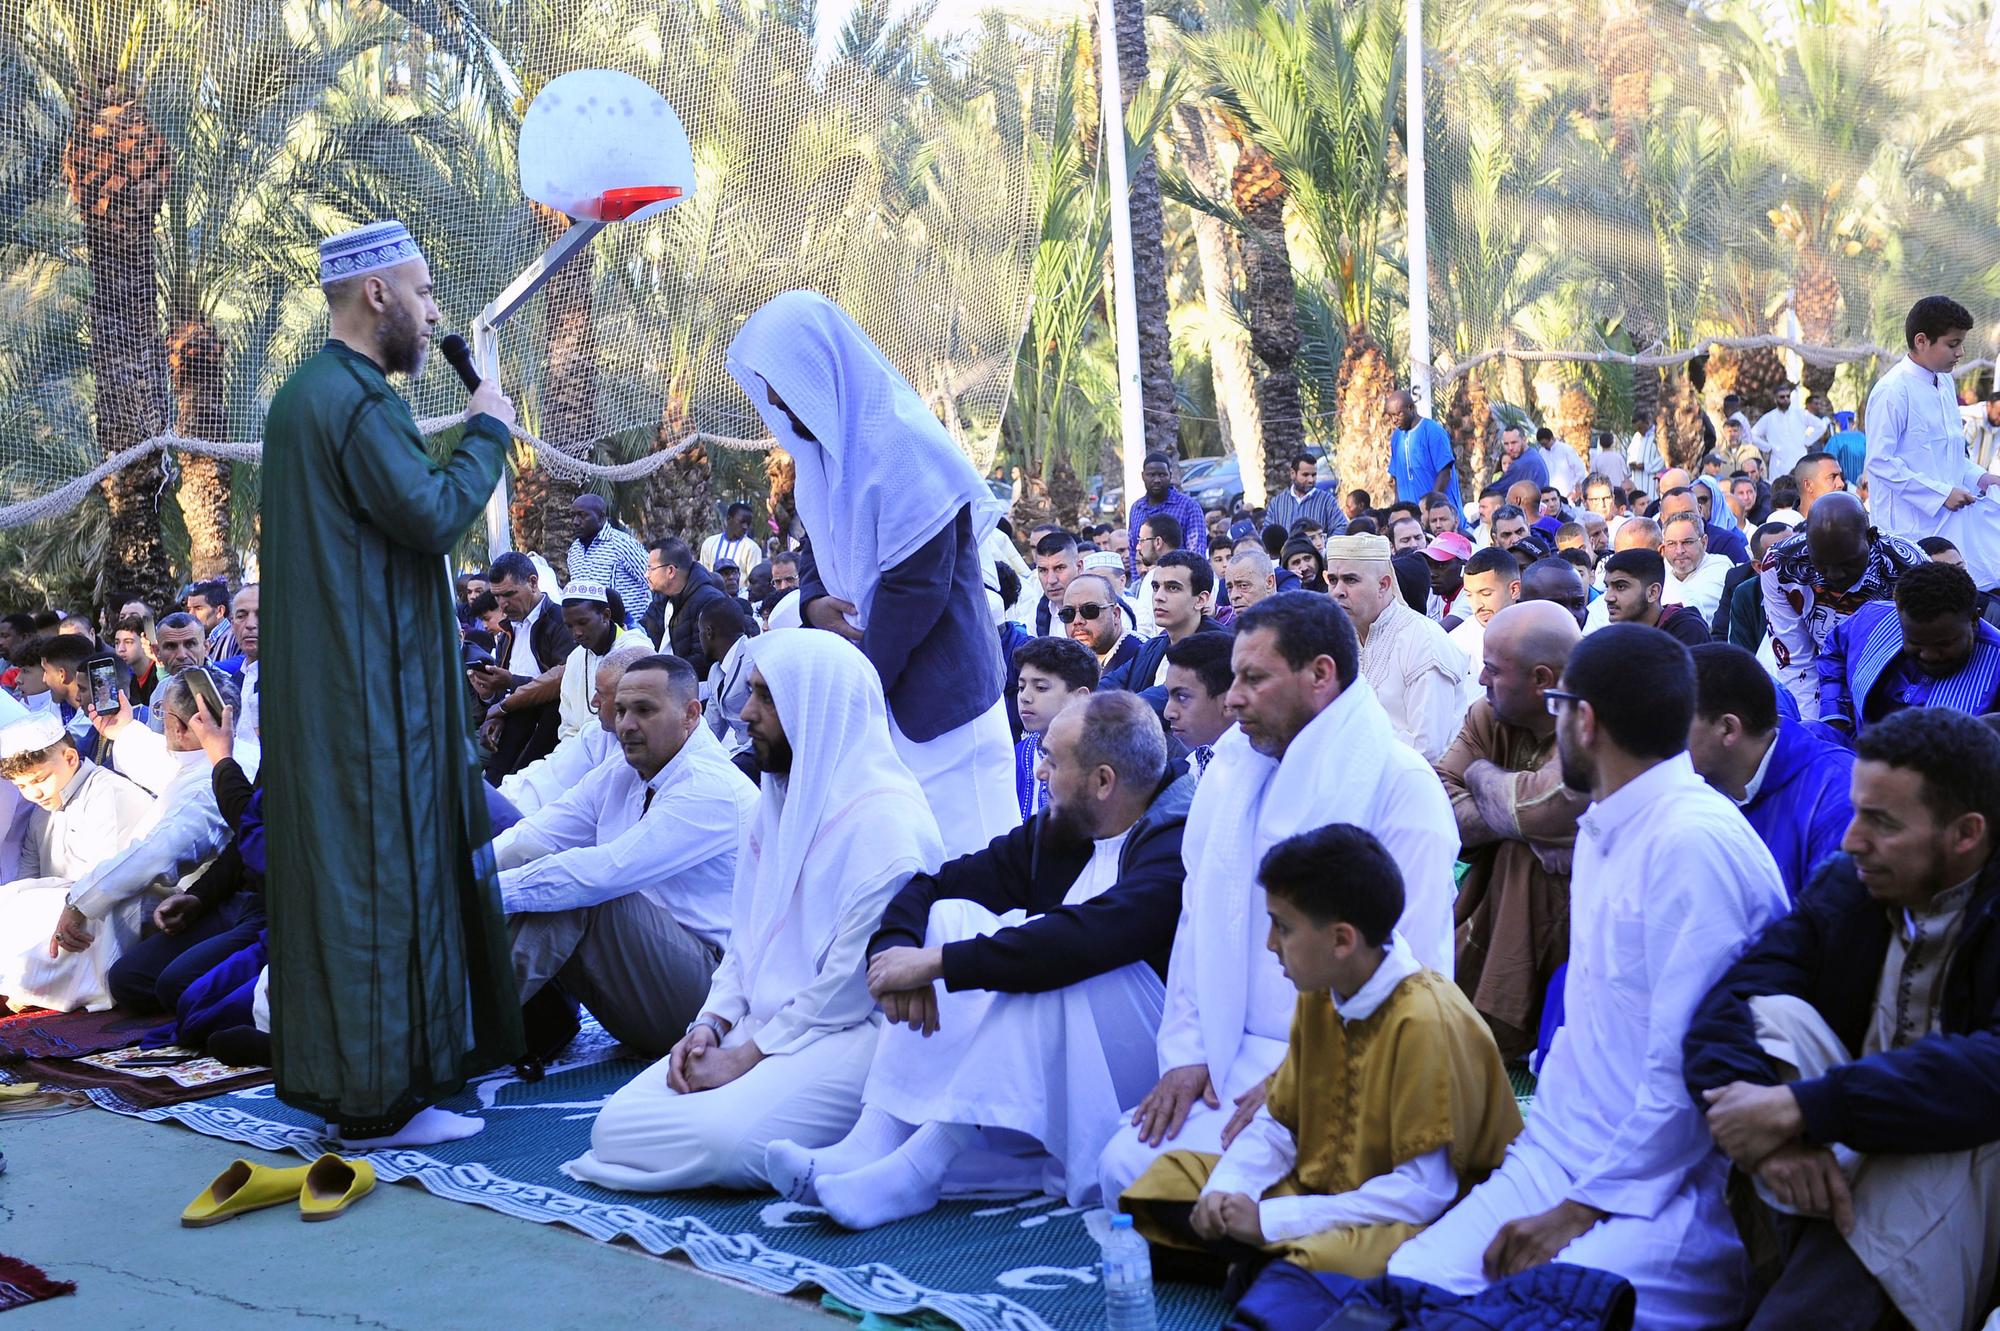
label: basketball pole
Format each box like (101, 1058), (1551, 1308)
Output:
(471, 219), (607, 556)
(1097, 0), (1147, 516)
(1405, 0), (1434, 419)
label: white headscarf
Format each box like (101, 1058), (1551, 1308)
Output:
(726, 291), (1004, 629)
(729, 628), (943, 1020)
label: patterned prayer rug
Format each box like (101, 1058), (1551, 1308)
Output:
(0, 1254), (77, 1312)
(89, 1025), (1230, 1331)
(0, 1006), (158, 1064)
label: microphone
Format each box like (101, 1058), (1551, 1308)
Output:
(439, 333), (480, 391)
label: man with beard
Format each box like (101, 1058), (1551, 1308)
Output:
(1097, 593), (1459, 1201)
(764, 691), (1193, 1227)
(566, 630), (943, 1192)
(1817, 561), (2000, 737)
(1388, 625), (1788, 1330)
(260, 219), (524, 1146)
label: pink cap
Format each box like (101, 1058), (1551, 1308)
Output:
(1421, 531), (1473, 562)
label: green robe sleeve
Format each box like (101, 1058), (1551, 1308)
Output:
(338, 404), (509, 555)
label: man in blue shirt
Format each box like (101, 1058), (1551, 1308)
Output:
(1387, 390), (1461, 515)
(1492, 425), (1549, 494)
(1125, 452), (1208, 581)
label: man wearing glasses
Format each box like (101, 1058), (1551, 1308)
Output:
(1392, 625), (1788, 1329)
(1061, 574), (1142, 680)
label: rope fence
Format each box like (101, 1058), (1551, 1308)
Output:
(0, 417), (776, 532)
(6, 333), (1991, 533)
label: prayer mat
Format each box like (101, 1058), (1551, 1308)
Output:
(0, 1255), (76, 1313)
(6, 1045), (270, 1108)
(92, 1024), (1230, 1331)
(0, 1006), (156, 1064)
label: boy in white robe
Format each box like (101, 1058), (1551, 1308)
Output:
(0, 714), (158, 1011)
(1387, 624), (1789, 1331)
(765, 692), (1191, 1227)
(1097, 592), (1460, 1202)
(1865, 296), (2000, 588)
(564, 630), (943, 1193)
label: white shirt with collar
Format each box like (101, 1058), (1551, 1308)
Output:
(507, 597), (546, 677)
(1752, 399), (1829, 477)
(492, 722), (757, 947)
(1202, 933), (1459, 1242)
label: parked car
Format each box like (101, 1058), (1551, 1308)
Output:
(1189, 457), (1244, 513)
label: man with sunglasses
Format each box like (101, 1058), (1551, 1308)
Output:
(1063, 574), (1142, 681)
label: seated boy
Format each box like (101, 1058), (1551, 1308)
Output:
(1011, 636), (1098, 822)
(1120, 822), (1520, 1278)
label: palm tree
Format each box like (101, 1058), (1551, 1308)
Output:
(26, 0), (177, 610)
(1171, 105), (1264, 488)
(1193, 0), (1403, 500)
(1106, 0), (1181, 458)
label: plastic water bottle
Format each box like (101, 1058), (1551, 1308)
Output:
(1098, 1212), (1158, 1331)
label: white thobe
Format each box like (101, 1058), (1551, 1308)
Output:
(862, 830), (1166, 1206)
(1541, 442), (1587, 499)
(1448, 614), (1487, 688)
(890, 701), (1017, 860)
(1098, 682), (1459, 1200)
(556, 628), (650, 741)
(1358, 597), (1471, 763)
(498, 725), (620, 817)
(1627, 432), (1666, 499)
(564, 857), (916, 1193)
(1753, 400), (1829, 478)
(0, 761), (159, 1012)
(493, 725), (755, 946)
(1663, 551), (1734, 622)
(1962, 405), (2000, 472)
(1201, 935), (1459, 1242)
(1867, 357), (2000, 587)
(1388, 754), (1789, 1331)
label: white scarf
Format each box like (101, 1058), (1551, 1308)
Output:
(1174, 680), (1398, 1088)
(729, 629), (943, 1019)
(726, 291), (1003, 628)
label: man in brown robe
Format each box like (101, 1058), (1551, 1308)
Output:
(1435, 602), (1586, 1059)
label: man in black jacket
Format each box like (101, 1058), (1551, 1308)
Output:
(763, 690), (1194, 1230)
(641, 536), (731, 677)
(476, 551), (577, 781)
(1684, 706), (2000, 1331)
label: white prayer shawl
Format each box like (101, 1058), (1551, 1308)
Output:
(707, 630), (943, 1040)
(1158, 679), (1459, 1096)
(726, 291), (1004, 629)
(1867, 356), (2000, 587)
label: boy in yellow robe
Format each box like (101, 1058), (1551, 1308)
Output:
(1121, 822), (1520, 1278)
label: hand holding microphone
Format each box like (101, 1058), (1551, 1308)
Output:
(439, 332), (517, 429)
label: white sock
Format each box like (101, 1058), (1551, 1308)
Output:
(765, 1107), (915, 1204)
(816, 1121), (978, 1231)
(334, 1107), (485, 1150)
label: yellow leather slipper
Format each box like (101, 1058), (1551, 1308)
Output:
(299, 1153), (375, 1222)
(181, 1159), (313, 1228)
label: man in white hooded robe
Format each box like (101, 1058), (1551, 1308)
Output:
(564, 630), (944, 1192)
(726, 291), (1014, 857)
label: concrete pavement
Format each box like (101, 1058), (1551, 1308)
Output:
(5, 1107), (844, 1330)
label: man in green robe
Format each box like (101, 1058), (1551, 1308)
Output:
(261, 220), (524, 1144)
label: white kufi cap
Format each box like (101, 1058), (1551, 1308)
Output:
(319, 220), (423, 284)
